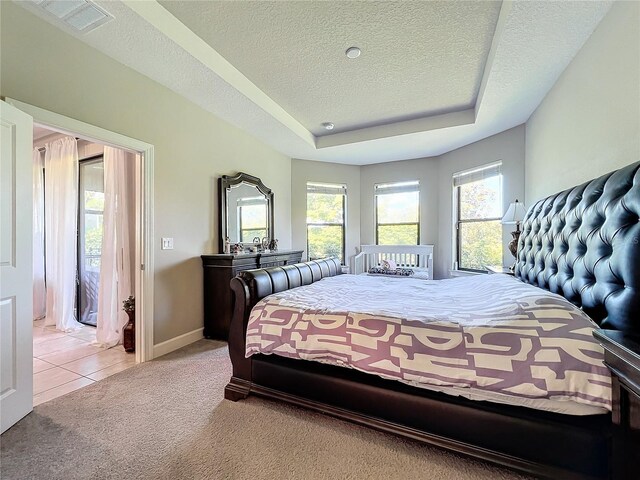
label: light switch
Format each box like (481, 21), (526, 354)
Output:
(161, 237), (174, 250)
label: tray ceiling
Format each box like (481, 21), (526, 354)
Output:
(159, 0), (501, 136)
(15, 0), (614, 165)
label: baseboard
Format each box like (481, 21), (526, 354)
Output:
(152, 327), (204, 359)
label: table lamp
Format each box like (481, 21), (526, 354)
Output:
(501, 199), (527, 267)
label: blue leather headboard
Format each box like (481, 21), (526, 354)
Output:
(515, 161), (640, 334)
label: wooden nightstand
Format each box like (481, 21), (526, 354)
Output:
(592, 329), (640, 480)
(485, 265), (514, 276)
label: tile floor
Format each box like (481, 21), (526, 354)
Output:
(32, 319), (136, 406)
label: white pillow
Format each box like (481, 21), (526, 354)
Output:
(381, 259), (397, 271)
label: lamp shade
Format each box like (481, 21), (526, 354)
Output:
(501, 199), (527, 225)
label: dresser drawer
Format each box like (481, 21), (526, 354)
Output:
(260, 260), (286, 268)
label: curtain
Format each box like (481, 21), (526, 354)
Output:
(32, 148), (46, 320)
(44, 137), (83, 331)
(96, 146), (134, 347)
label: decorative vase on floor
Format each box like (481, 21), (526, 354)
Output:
(123, 310), (135, 352)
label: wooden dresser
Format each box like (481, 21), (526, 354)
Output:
(201, 250), (303, 340)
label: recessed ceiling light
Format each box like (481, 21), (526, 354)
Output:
(322, 122), (335, 131)
(345, 47), (361, 59)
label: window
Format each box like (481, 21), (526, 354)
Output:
(78, 156), (105, 326)
(306, 183), (346, 264)
(453, 163), (503, 272)
(237, 196), (268, 243)
(375, 181), (419, 245)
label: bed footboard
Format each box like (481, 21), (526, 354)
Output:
(224, 275), (253, 400)
(224, 257), (343, 401)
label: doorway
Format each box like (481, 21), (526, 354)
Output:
(31, 127), (139, 405)
(7, 97), (156, 364)
(1, 97), (154, 431)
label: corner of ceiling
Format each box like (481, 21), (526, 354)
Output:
(316, 109), (476, 149)
(121, 0), (317, 149)
(474, 0), (513, 121)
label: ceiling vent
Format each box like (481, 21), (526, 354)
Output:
(25, 0), (114, 34)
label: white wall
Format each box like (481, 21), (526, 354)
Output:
(291, 159), (361, 265)
(525, 0), (640, 204)
(1, 2), (292, 345)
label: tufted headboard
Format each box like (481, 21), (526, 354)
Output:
(515, 161), (640, 334)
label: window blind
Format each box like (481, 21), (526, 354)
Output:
(236, 196), (267, 207)
(374, 180), (419, 195)
(307, 182), (347, 195)
(453, 162), (502, 187)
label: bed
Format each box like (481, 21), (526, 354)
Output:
(225, 161), (640, 479)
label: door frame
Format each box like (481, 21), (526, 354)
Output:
(6, 98), (155, 363)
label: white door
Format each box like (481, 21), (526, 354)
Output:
(1, 100), (34, 433)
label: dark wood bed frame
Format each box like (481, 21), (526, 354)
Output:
(224, 162), (640, 480)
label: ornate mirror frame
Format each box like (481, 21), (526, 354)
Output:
(218, 172), (274, 252)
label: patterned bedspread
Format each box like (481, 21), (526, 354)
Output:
(246, 274), (611, 411)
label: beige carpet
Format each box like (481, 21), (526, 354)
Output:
(1, 340), (532, 480)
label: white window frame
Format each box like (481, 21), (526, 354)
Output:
(452, 162), (503, 273)
(374, 181), (420, 245)
(306, 182), (347, 264)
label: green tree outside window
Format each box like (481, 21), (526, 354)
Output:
(306, 184), (345, 264)
(455, 172), (503, 271)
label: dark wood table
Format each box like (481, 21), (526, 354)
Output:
(592, 329), (640, 480)
(485, 265), (514, 275)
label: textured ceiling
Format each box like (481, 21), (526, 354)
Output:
(13, 0), (614, 165)
(158, 1), (501, 136)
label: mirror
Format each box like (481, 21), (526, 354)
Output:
(219, 172), (274, 252)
